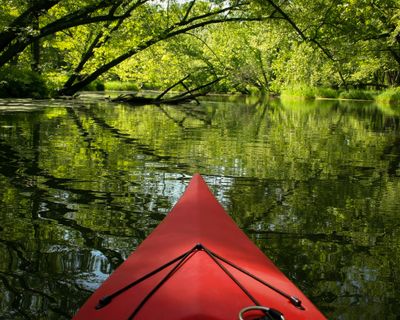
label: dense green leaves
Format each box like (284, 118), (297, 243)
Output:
(0, 0), (400, 96)
(0, 66), (48, 98)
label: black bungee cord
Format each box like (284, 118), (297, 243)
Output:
(95, 243), (304, 319)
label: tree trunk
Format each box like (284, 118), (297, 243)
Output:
(31, 9), (40, 73)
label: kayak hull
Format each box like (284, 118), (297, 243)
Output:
(73, 174), (326, 320)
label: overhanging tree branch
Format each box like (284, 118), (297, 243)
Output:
(61, 0), (148, 90)
(0, 1), (134, 68)
(263, 0), (335, 59)
(181, 0), (197, 22)
(0, 0), (61, 52)
(58, 11), (275, 96)
(262, 0), (349, 86)
(40, 9), (134, 38)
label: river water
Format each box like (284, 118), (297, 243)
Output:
(0, 93), (399, 319)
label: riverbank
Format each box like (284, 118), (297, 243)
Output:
(95, 81), (400, 106)
(2, 71), (400, 107)
(280, 86), (400, 106)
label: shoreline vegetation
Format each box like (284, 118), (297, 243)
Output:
(2, 1), (400, 106)
(97, 81), (400, 106)
(1, 75), (400, 106)
(279, 86), (400, 106)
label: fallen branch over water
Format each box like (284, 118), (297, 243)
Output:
(112, 76), (223, 105)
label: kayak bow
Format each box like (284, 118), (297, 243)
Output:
(74, 174), (326, 320)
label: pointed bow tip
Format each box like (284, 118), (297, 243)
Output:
(188, 173), (207, 187)
(182, 174), (211, 197)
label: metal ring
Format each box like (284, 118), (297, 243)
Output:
(238, 306), (285, 320)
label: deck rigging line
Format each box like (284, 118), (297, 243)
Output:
(95, 243), (304, 319)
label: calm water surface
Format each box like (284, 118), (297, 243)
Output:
(0, 94), (400, 319)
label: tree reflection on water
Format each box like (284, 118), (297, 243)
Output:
(0, 95), (399, 319)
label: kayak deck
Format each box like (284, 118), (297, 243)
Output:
(73, 174), (326, 320)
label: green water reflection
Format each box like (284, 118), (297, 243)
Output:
(0, 95), (399, 319)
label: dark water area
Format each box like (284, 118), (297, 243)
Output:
(0, 93), (400, 319)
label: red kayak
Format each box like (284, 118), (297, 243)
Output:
(74, 174), (326, 320)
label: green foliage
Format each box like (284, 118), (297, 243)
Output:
(43, 71), (69, 93)
(375, 87), (400, 105)
(83, 80), (105, 91)
(104, 81), (140, 91)
(0, 66), (49, 98)
(272, 42), (332, 90)
(338, 90), (375, 101)
(315, 87), (340, 99)
(280, 85), (316, 101)
(1, 0), (400, 96)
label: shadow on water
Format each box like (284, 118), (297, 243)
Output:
(0, 95), (400, 319)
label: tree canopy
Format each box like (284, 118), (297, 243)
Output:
(1, 0), (400, 97)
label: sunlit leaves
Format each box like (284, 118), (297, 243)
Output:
(1, 0), (400, 93)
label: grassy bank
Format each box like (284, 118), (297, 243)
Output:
(82, 80), (141, 92)
(375, 87), (400, 105)
(104, 81), (141, 91)
(3, 71), (399, 107)
(83, 82), (400, 106)
(280, 86), (316, 101)
(338, 89), (376, 100)
(280, 86), (400, 105)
